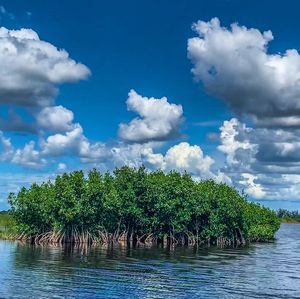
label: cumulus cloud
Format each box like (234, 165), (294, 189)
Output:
(40, 125), (86, 156)
(36, 105), (75, 132)
(217, 118), (300, 199)
(119, 90), (183, 143)
(11, 141), (46, 168)
(218, 118), (256, 169)
(142, 142), (230, 182)
(187, 18), (300, 200)
(239, 173), (265, 199)
(157, 142), (214, 177)
(217, 119), (272, 197)
(107, 143), (150, 168)
(88, 141), (222, 182)
(40, 124), (107, 162)
(0, 131), (14, 161)
(0, 130), (45, 168)
(218, 118), (300, 171)
(0, 27), (90, 107)
(188, 17), (300, 128)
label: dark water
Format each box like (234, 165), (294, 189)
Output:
(0, 224), (299, 298)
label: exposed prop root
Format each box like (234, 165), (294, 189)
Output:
(16, 227), (252, 249)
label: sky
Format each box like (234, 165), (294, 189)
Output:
(0, 0), (300, 211)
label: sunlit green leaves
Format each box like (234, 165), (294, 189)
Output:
(8, 166), (280, 244)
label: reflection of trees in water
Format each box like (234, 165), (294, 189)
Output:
(12, 241), (261, 273)
(5, 240), (281, 298)
(11, 242), (262, 298)
(2, 226), (298, 299)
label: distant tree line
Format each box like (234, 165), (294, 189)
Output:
(277, 209), (300, 223)
(0, 210), (14, 235)
(7, 166), (280, 246)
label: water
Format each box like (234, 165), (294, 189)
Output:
(0, 224), (299, 298)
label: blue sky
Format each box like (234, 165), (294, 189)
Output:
(0, 0), (300, 210)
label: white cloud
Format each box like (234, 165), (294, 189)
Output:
(0, 131), (46, 169)
(36, 105), (75, 132)
(187, 18), (300, 200)
(218, 118), (256, 168)
(217, 118), (300, 199)
(0, 131), (14, 161)
(109, 143), (150, 168)
(142, 142), (231, 182)
(119, 90), (183, 143)
(11, 141), (46, 168)
(40, 124), (107, 162)
(239, 173), (265, 199)
(218, 118), (300, 172)
(90, 141), (219, 181)
(40, 125), (84, 156)
(160, 142), (214, 176)
(0, 27), (90, 107)
(188, 17), (300, 128)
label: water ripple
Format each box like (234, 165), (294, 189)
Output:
(0, 224), (300, 298)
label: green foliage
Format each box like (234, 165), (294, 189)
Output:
(0, 211), (13, 229)
(7, 167), (280, 245)
(277, 209), (300, 223)
(0, 210), (18, 239)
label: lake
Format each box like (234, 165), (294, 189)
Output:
(0, 224), (299, 298)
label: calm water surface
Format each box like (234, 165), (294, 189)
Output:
(0, 224), (299, 298)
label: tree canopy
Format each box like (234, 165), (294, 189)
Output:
(7, 166), (280, 246)
(277, 209), (300, 223)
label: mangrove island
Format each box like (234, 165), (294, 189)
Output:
(4, 166), (280, 246)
